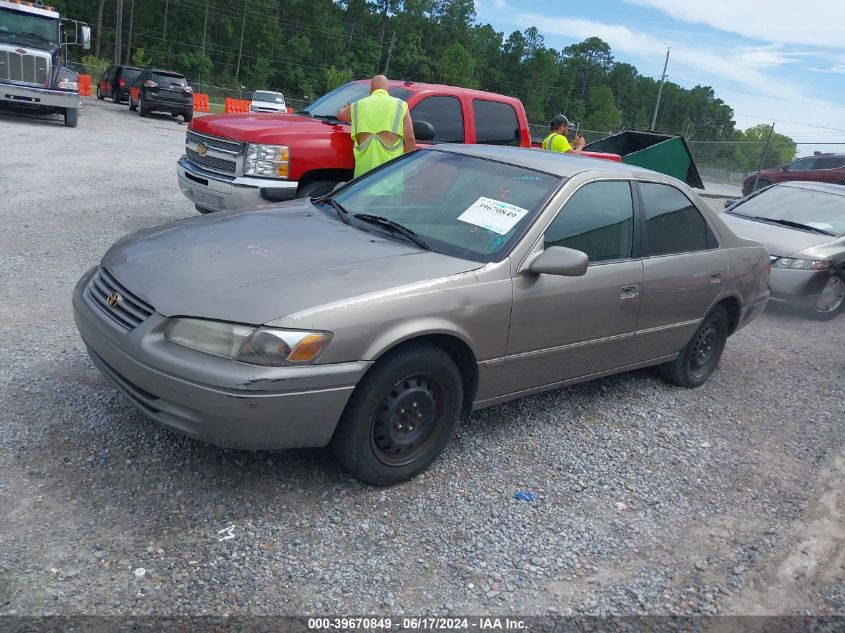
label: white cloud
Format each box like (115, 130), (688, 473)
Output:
(622, 0), (845, 48)
(509, 13), (816, 101)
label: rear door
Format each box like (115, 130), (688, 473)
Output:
(810, 155), (845, 184)
(471, 99), (521, 147)
(506, 180), (644, 391)
(782, 157), (818, 184)
(634, 181), (727, 359)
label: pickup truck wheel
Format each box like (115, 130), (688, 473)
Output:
(183, 111), (193, 123)
(330, 342), (463, 486)
(96, 87), (104, 100)
(659, 305), (728, 388)
(64, 106), (78, 128)
(297, 180), (336, 199)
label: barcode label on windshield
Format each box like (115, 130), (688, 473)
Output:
(458, 197), (530, 235)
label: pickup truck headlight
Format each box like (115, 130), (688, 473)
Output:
(244, 144), (289, 178)
(773, 258), (831, 271)
(58, 79), (78, 90)
(164, 318), (331, 366)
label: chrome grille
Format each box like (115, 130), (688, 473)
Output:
(186, 130), (241, 154)
(86, 268), (154, 331)
(0, 45), (50, 86)
(186, 148), (237, 174)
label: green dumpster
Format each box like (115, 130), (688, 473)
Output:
(583, 130), (704, 189)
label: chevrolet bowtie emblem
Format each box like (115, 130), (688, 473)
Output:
(106, 292), (120, 308)
(196, 143), (208, 155)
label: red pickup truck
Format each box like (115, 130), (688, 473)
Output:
(176, 79), (615, 213)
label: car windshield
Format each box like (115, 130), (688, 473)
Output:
(0, 7), (60, 44)
(302, 82), (411, 117)
(728, 186), (845, 237)
(253, 91), (284, 103)
(328, 149), (563, 262)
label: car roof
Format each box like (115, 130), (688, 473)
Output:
(349, 79), (523, 104)
(149, 69), (185, 76)
(431, 143), (666, 180)
(777, 181), (845, 196)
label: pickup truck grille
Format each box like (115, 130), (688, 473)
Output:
(87, 268), (154, 331)
(0, 45), (51, 86)
(185, 130), (241, 176)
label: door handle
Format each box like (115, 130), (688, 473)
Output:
(710, 272), (723, 284)
(619, 284), (639, 300)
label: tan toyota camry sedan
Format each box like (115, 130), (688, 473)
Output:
(73, 145), (771, 485)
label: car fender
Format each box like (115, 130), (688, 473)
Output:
(361, 317), (478, 363)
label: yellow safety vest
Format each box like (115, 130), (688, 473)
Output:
(542, 132), (572, 153)
(350, 89), (408, 178)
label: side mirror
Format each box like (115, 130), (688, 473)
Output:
(413, 119), (435, 142)
(81, 25), (91, 50)
(526, 246), (588, 277)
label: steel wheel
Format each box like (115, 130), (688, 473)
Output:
(371, 372), (444, 467)
(689, 322), (720, 379)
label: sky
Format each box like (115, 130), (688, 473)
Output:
(473, 0), (845, 147)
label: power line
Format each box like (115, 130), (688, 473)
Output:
(673, 76), (845, 110)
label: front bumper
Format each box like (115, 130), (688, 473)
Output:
(769, 267), (832, 307)
(0, 83), (79, 109)
(177, 155), (298, 212)
(72, 266), (369, 449)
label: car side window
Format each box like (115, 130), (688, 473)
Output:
(786, 157), (816, 171)
(544, 181), (634, 263)
(813, 156), (845, 170)
(640, 182), (716, 256)
(472, 100), (519, 146)
(410, 96), (465, 143)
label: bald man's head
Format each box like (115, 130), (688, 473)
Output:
(371, 75), (389, 93)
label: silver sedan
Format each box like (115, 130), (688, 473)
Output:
(73, 145), (770, 485)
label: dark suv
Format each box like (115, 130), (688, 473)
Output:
(743, 154), (845, 195)
(128, 69), (193, 122)
(96, 65), (142, 103)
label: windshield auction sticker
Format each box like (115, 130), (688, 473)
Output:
(457, 197), (530, 235)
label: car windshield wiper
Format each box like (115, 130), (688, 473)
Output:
(730, 212), (836, 236)
(316, 196), (350, 225)
(353, 213), (433, 251)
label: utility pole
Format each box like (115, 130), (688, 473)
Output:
(234, 0), (247, 96)
(125, 0), (134, 64)
(199, 0), (208, 91)
(650, 47), (670, 131)
(752, 122), (776, 192)
(163, 0), (170, 51)
(114, 0), (123, 65)
(383, 31), (395, 75)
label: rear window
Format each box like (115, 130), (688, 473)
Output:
(121, 67), (141, 82)
(151, 72), (186, 86)
(473, 100), (520, 146)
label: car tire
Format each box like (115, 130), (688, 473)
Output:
(183, 111), (193, 123)
(129, 97), (137, 112)
(296, 179), (337, 199)
(330, 342), (463, 486)
(809, 269), (845, 320)
(659, 305), (729, 388)
(139, 95), (148, 117)
(194, 205), (214, 214)
(96, 87), (104, 100)
(64, 106), (78, 128)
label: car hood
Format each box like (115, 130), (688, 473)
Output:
(191, 113), (340, 143)
(102, 203), (481, 325)
(720, 213), (833, 257)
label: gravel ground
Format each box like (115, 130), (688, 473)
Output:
(0, 100), (843, 618)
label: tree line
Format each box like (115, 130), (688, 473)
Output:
(55, 0), (797, 167)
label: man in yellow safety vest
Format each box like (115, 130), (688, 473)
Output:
(337, 75), (416, 178)
(542, 114), (585, 154)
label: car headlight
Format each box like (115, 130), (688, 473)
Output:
(58, 79), (78, 90)
(244, 144), (289, 178)
(164, 318), (331, 366)
(773, 258), (831, 271)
